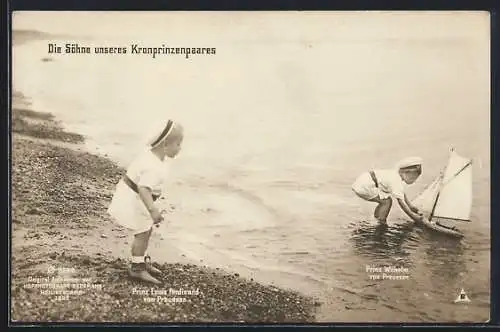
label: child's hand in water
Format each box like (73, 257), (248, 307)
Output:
(412, 207), (424, 219)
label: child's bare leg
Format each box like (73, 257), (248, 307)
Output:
(134, 227), (162, 275)
(131, 228), (152, 256)
(370, 197), (392, 223)
(129, 228), (161, 284)
(375, 198), (392, 223)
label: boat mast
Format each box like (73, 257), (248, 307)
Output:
(429, 189), (440, 222)
(429, 159), (472, 222)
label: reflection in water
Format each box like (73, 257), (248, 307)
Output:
(346, 218), (471, 321)
(420, 228), (467, 286)
(349, 219), (419, 265)
(349, 220), (468, 292)
(350, 219), (466, 272)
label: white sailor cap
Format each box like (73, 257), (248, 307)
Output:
(146, 120), (175, 148)
(396, 156), (423, 170)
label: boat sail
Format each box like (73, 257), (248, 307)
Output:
(412, 148), (473, 224)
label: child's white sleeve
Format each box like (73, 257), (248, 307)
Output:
(390, 180), (405, 200)
(136, 168), (162, 190)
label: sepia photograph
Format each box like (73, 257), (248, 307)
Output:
(10, 11), (490, 323)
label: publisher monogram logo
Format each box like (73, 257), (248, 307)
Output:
(454, 289), (471, 303)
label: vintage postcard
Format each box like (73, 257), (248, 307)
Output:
(10, 11), (490, 324)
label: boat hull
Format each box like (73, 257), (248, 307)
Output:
(410, 148), (472, 240)
(417, 219), (464, 239)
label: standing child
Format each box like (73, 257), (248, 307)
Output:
(351, 157), (424, 224)
(108, 120), (183, 284)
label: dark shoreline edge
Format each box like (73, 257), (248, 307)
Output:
(12, 29), (79, 46)
(10, 92), (319, 323)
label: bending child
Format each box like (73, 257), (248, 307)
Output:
(351, 157), (424, 224)
(108, 120), (183, 284)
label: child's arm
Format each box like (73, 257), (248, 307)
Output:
(397, 197), (423, 222)
(404, 194), (420, 214)
(138, 186), (163, 224)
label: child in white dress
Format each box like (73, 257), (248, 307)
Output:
(352, 157), (424, 224)
(108, 120), (183, 284)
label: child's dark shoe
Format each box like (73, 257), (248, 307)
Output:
(129, 262), (161, 285)
(144, 255), (162, 276)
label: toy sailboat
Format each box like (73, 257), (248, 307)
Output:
(411, 148), (473, 238)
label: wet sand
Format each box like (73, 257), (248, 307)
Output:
(10, 91), (319, 323)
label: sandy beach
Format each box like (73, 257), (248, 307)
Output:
(10, 91), (318, 323)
